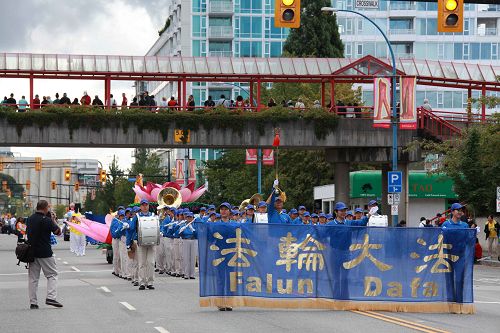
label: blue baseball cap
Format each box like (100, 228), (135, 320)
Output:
(246, 205), (255, 210)
(290, 208), (298, 214)
(258, 201), (267, 208)
(200, 207), (207, 211)
(450, 203), (463, 211)
(215, 213), (221, 218)
(355, 208), (364, 213)
(319, 213), (326, 218)
(368, 200), (377, 206)
(208, 204), (216, 210)
(208, 211), (216, 217)
(230, 210), (239, 215)
(140, 199), (149, 205)
(298, 205), (306, 211)
(117, 205), (125, 210)
(346, 210), (354, 216)
(185, 212), (194, 218)
(303, 212), (311, 217)
(132, 206), (140, 212)
(282, 209), (287, 214)
(326, 214), (333, 219)
(219, 202), (231, 209)
(334, 202), (348, 211)
(118, 209), (125, 216)
(311, 213), (318, 218)
(125, 207), (132, 213)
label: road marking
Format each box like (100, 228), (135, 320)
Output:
(154, 327), (170, 333)
(353, 310), (450, 333)
(56, 258), (61, 261)
(0, 269), (112, 276)
(120, 302), (136, 311)
(63, 261), (68, 265)
(476, 301), (500, 304)
(98, 286), (111, 293)
(71, 266), (81, 272)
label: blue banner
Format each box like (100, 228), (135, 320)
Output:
(197, 223), (476, 313)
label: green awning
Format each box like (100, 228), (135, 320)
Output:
(350, 171), (458, 199)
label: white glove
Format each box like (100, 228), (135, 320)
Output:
(273, 179), (279, 187)
(122, 222), (130, 230)
(179, 226), (186, 233)
(369, 206), (379, 216)
(188, 224), (195, 231)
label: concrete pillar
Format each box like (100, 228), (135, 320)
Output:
(334, 162), (350, 205)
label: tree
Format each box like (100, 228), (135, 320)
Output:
(283, 0), (344, 58)
(129, 148), (166, 184)
(204, 149), (334, 209)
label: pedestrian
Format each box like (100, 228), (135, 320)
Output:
(418, 217), (427, 227)
(186, 95), (195, 111)
(441, 203), (469, 229)
(130, 97), (139, 108)
(295, 98), (305, 109)
(421, 98), (432, 112)
(33, 94), (41, 109)
(127, 200), (156, 290)
(167, 96), (177, 111)
(484, 214), (499, 260)
(71, 98), (80, 105)
(18, 95), (28, 112)
(92, 95), (104, 108)
(27, 200), (63, 309)
(110, 210), (126, 278)
(474, 238), (483, 263)
(80, 91), (91, 106)
(16, 217), (27, 242)
(121, 93), (128, 109)
(312, 100), (321, 108)
(6, 93), (16, 106)
(109, 94), (117, 109)
(204, 95), (215, 108)
(267, 98), (277, 108)
(60, 93), (71, 105)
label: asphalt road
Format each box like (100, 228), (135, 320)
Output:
(1, 234), (499, 333)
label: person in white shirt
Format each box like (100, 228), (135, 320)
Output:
(295, 98), (305, 109)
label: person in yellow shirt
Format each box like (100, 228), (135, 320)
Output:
(484, 215), (500, 261)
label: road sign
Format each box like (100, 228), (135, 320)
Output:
(388, 171), (402, 193)
(174, 129), (191, 143)
(391, 205), (399, 215)
(388, 194), (393, 205)
(355, 0), (379, 9)
(393, 193), (401, 205)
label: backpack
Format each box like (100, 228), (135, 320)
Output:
(15, 241), (34, 267)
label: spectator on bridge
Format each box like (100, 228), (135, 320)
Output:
(281, 100), (287, 108)
(159, 97), (168, 111)
(216, 94), (231, 108)
(53, 93), (60, 104)
(295, 98), (305, 109)
(121, 93), (128, 109)
(6, 93), (16, 106)
(312, 100), (321, 108)
(421, 98), (432, 111)
(59, 93), (71, 105)
(71, 98), (80, 105)
(92, 95), (104, 108)
(130, 97), (138, 108)
(336, 100), (345, 114)
(287, 100), (294, 108)
(167, 96), (177, 110)
(138, 94), (148, 108)
(204, 96), (215, 107)
(244, 98), (251, 111)
(46, 96), (53, 104)
(235, 95), (244, 108)
(18, 95), (28, 112)
(80, 91), (91, 106)
(149, 95), (157, 111)
(1, 96), (7, 105)
(27, 200), (63, 309)
(41, 96), (49, 107)
(267, 98), (277, 108)
(33, 95), (41, 109)
(109, 94), (117, 109)
(186, 95), (195, 111)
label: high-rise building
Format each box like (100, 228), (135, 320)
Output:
(144, 0), (290, 104)
(334, 1), (500, 113)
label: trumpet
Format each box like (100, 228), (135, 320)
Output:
(239, 193), (263, 211)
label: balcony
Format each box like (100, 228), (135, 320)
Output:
(208, 26), (234, 40)
(208, 51), (233, 57)
(389, 2), (416, 11)
(209, 1), (234, 16)
(395, 53), (415, 59)
(388, 28), (415, 35)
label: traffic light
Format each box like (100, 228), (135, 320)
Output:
(35, 157), (42, 171)
(274, 0), (300, 28)
(438, 0), (463, 33)
(2, 180), (7, 191)
(100, 170), (107, 184)
(64, 169), (71, 182)
(51, 181), (57, 190)
(26, 180), (31, 190)
(74, 182), (80, 191)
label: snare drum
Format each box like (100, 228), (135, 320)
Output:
(137, 216), (160, 246)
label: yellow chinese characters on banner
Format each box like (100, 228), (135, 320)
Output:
(373, 77), (392, 128)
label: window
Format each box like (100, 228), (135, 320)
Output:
(270, 42), (282, 57)
(437, 92), (444, 108)
(192, 15), (206, 37)
(346, 18), (353, 34)
(265, 17), (287, 39)
(389, 18), (413, 31)
(240, 41), (262, 57)
(238, 16), (262, 38)
(357, 44), (363, 57)
(237, 0), (263, 13)
(345, 43), (352, 58)
(463, 43), (470, 60)
(471, 43), (480, 60)
(492, 43), (498, 60)
(481, 43), (491, 60)
(438, 43), (445, 59)
(357, 19), (363, 33)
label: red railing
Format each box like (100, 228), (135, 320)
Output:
(417, 107), (462, 139)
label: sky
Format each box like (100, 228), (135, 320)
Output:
(0, 0), (169, 170)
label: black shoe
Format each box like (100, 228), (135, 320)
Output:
(183, 275), (189, 280)
(45, 299), (63, 308)
(159, 271), (164, 274)
(154, 269), (159, 272)
(190, 277), (195, 280)
(139, 285), (146, 290)
(226, 307), (233, 311)
(218, 307), (226, 311)
(127, 277), (132, 281)
(30, 304), (39, 309)
(147, 285), (155, 290)
(133, 282), (139, 286)
(112, 272), (117, 276)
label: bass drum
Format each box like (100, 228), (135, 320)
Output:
(137, 215), (160, 246)
(254, 213), (268, 224)
(368, 215), (388, 227)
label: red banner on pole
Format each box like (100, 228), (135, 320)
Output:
(399, 76), (417, 130)
(175, 159), (196, 185)
(373, 77), (391, 129)
(246, 149), (274, 165)
(245, 149), (257, 165)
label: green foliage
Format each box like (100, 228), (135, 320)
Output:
(203, 149), (334, 209)
(0, 106), (339, 141)
(54, 204), (67, 219)
(417, 117), (500, 215)
(283, 0), (344, 58)
(129, 149), (166, 184)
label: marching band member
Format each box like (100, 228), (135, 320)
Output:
(327, 202), (368, 226)
(442, 203), (469, 229)
(346, 211), (354, 221)
(127, 199), (156, 290)
(311, 213), (319, 225)
(267, 180), (291, 224)
(110, 210), (125, 278)
(120, 208), (132, 280)
(367, 200), (380, 215)
(179, 212), (197, 279)
(257, 201), (267, 214)
(71, 213), (86, 256)
(204, 205), (216, 222)
(326, 214), (334, 223)
(354, 208), (364, 221)
(297, 205), (306, 218)
(199, 207), (207, 221)
(172, 210), (185, 278)
(244, 205), (256, 223)
(289, 209), (300, 224)
(318, 213), (328, 225)
(301, 212), (311, 225)
(156, 206), (168, 275)
(128, 206), (140, 286)
(219, 203), (236, 223)
(163, 208), (176, 276)
(207, 212), (217, 222)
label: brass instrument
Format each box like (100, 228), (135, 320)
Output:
(157, 187), (183, 209)
(239, 193), (263, 211)
(266, 185), (287, 204)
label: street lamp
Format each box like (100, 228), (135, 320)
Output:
(322, 7), (399, 226)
